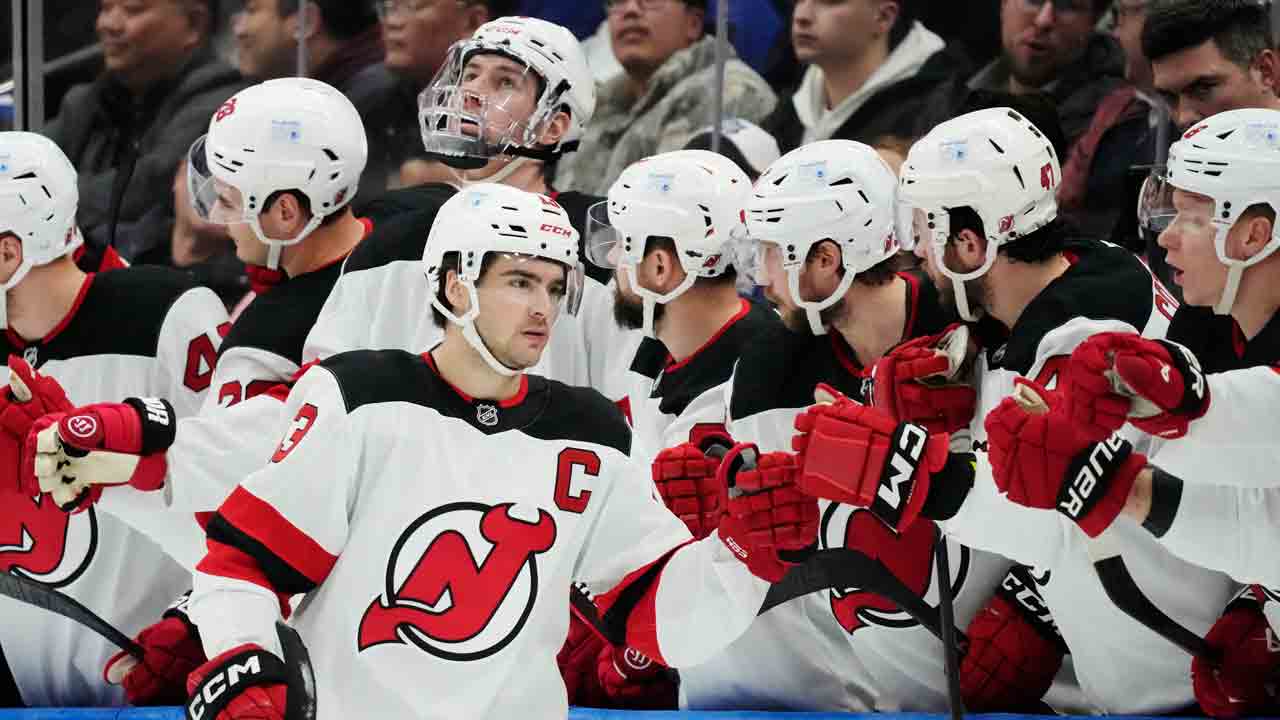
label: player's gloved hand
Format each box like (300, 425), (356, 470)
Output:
(104, 591), (206, 705)
(872, 323), (977, 434)
(792, 385), (957, 533)
(558, 611), (610, 707)
(1068, 332), (1209, 441)
(25, 397), (176, 511)
(595, 642), (677, 710)
(1193, 588), (1280, 719)
(186, 644), (288, 720)
(961, 566), (1067, 712)
(0, 357), (73, 493)
(715, 444), (818, 583)
(652, 443), (722, 540)
(984, 378), (1146, 538)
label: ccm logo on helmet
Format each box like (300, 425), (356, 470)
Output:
(540, 224), (572, 237)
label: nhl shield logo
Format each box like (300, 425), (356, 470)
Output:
(22, 346), (37, 367)
(357, 502), (556, 661)
(476, 404), (499, 427)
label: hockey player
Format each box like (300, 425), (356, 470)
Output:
(648, 139), (1008, 711)
(785, 108), (1241, 714)
(0, 131), (228, 706)
(587, 149), (778, 459)
(174, 183), (818, 720)
(17, 78), (371, 704)
(303, 16), (637, 408)
(983, 108), (1280, 716)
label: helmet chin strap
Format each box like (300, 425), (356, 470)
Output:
(451, 281), (524, 377)
(455, 156), (531, 188)
(622, 264), (696, 338)
(788, 264), (854, 336)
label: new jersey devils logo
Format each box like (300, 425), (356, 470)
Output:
(821, 504), (968, 634)
(0, 494), (97, 588)
(358, 502), (556, 661)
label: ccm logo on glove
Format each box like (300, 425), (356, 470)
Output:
(874, 423), (930, 528)
(189, 656), (265, 719)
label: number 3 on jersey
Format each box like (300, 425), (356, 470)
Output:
(272, 404), (319, 463)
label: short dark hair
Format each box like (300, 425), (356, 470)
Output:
(277, 0), (378, 41)
(263, 189), (348, 229)
(802, 240), (896, 287)
(889, 0), (918, 51)
(645, 235), (738, 287)
(432, 251), (502, 328)
(1142, 0), (1273, 67)
(947, 207), (1068, 264)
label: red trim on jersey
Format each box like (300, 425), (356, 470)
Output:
(1232, 319), (1247, 359)
(1063, 250), (1080, 265)
(422, 352), (531, 408)
(98, 246), (128, 272)
(898, 271), (922, 339)
(263, 383), (292, 403)
(195, 512), (214, 530)
(593, 538), (697, 666)
(197, 538), (293, 617)
(358, 217), (374, 239)
(8, 272), (96, 348)
(217, 486), (338, 587)
(291, 359), (324, 383)
(666, 299), (751, 372)
(830, 331), (870, 379)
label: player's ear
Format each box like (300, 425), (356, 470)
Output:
(264, 192), (310, 239)
(537, 109), (571, 148)
(1237, 211), (1275, 262)
(445, 269), (472, 315)
(953, 228), (987, 268)
(0, 233), (23, 273)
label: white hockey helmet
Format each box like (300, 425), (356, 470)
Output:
(420, 16), (595, 172)
(1139, 108), (1280, 314)
(900, 107), (1060, 321)
(585, 149), (751, 337)
(0, 131), (83, 328)
(424, 182), (584, 376)
(743, 140), (899, 335)
(187, 77), (368, 270)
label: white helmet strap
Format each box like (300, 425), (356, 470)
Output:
(622, 262), (698, 338)
(431, 278), (523, 377)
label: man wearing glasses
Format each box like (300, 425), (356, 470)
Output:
(556, 0), (777, 196)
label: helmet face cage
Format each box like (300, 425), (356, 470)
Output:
(420, 43), (562, 169)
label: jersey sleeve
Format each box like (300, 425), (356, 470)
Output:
(726, 373), (804, 454)
(302, 260), (433, 364)
(1148, 478), (1280, 588)
(575, 457), (769, 669)
(189, 367), (360, 659)
(578, 277), (643, 404)
(152, 286), (229, 418)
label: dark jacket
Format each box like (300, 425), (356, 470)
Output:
(45, 44), (249, 263)
(763, 43), (967, 153)
(312, 26), (399, 205)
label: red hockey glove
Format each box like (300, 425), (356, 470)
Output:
(792, 387), (953, 533)
(559, 611), (610, 707)
(961, 566), (1067, 712)
(104, 591), (206, 705)
(872, 324), (977, 434)
(1068, 332), (1209, 441)
(716, 444), (818, 583)
(595, 642), (677, 710)
(1193, 589), (1280, 719)
(0, 357), (73, 494)
(25, 397), (176, 511)
(186, 644), (289, 720)
(984, 379), (1146, 537)
(652, 443), (723, 540)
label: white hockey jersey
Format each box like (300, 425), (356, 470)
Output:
(679, 271), (1011, 712)
(0, 267), (227, 706)
(189, 351), (767, 720)
(1135, 310), (1280, 587)
(301, 189), (642, 406)
(99, 252), (354, 570)
(941, 241), (1241, 714)
(625, 299), (778, 461)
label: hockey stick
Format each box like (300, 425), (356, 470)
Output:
(0, 569), (142, 659)
(935, 540), (965, 720)
(1012, 383), (1220, 664)
(276, 621), (317, 720)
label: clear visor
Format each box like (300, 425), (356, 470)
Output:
(187, 136), (248, 226)
(584, 201), (621, 269)
(419, 47), (548, 165)
(479, 251), (585, 318)
(895, 201), (917, 251)
(1138, 168), (1177, 235)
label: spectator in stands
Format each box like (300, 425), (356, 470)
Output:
(44, 0), (249, 268)
(1143, 0), (1279, 131)
(762, 0), (963, 154)
(233, 0), (397, 201)
(683, 117), (781, 181)
(373, 0), (497, 189)
(966, 0), (1145, 239)
(557, 0), (776, 196)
